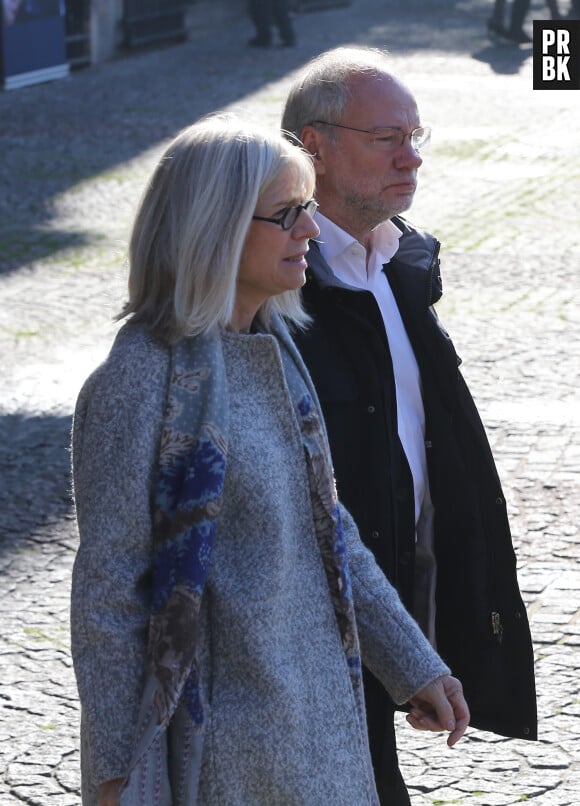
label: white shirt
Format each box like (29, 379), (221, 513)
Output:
(315, 213), (433, 533)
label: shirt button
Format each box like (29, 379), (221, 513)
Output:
(495, 496), (504, 506)
(367, 405), (376, 414)
(370, 530), (380, 540)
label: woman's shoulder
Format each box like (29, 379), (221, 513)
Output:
(109, 320), (169, 370)
(77, 321), (170, 414)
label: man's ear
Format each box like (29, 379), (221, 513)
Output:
(300, 125), (325, 175)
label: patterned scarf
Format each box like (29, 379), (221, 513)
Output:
(122, 318), (365, 803)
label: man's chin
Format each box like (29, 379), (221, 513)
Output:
(370, 202), (414, 227)
(388, 199), (415, 219)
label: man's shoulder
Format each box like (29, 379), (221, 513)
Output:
(392, 215), (437, 246)
(391, 216), (440, 274)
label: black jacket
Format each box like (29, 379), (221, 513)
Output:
(294, 216), (537, 742)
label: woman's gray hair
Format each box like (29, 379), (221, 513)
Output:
(281, 46), (391, 142)
(119, 114), (315, 342)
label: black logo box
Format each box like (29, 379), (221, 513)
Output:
(533, 20), (580, 90)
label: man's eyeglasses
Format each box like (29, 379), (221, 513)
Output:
(252, 199), (319, 231)
(310, 121), (431, 152)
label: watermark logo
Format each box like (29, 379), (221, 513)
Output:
(533, 21), (580, 89)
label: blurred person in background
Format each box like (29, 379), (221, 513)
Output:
(487, 0), (568, 42)
(247, 0), (296, 47)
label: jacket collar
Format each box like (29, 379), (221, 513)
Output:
(306, 239), (359, 291)
(390, 216), (442, 308)
(306, 217), (442, 309)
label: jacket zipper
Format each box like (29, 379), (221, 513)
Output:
(426, 240), (441, 307)
(491, 611), (504, 644)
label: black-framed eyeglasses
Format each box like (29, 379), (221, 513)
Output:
(252, 199), (319, 230)
(310, 121), (431, 152)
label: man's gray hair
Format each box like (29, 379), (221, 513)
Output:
(281, 46), (391, 141)
(119, 114), (315, 341)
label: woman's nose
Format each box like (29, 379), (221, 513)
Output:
(294, 208), (320, 239)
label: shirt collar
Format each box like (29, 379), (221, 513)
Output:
(315, 212), (402, 267)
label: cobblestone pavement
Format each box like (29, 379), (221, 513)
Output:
(1, 0), (579, 803)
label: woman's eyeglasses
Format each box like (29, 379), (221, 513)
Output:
(252, 199), (319, 231)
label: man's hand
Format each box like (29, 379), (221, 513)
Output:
(98, 777), (125, 806)
(406, 674), (470, 747)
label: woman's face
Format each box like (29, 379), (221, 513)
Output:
(234, 163), (319, 331)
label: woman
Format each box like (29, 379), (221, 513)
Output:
(70, 115), (468, 806)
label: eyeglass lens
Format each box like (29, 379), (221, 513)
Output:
(410, 127), (430, 149)
(282, 200), (318, 230)
(373, 127), (430, 150)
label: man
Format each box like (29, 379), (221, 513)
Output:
(247, 0), (296, 47)
(282, 47), (537, 805)
(487, 0), (532, 44)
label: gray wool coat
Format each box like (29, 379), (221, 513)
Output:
(70, 321), (450, 806)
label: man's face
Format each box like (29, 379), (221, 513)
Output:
(310, 72), (424, 239)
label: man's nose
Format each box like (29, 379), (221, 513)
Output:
(394, 138), (423, 169)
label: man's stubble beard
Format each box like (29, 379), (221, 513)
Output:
(340, 186), (413, 232)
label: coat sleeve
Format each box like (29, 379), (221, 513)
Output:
(341, 504), (450, 704)
(70, 328), (169, 785)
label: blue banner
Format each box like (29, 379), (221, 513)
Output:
(1, 0), (69, 90)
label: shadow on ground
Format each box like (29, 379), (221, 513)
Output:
(473, 41), (533, 74)
(0, 0), (540, 276)
(0, 413), (74, 554)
